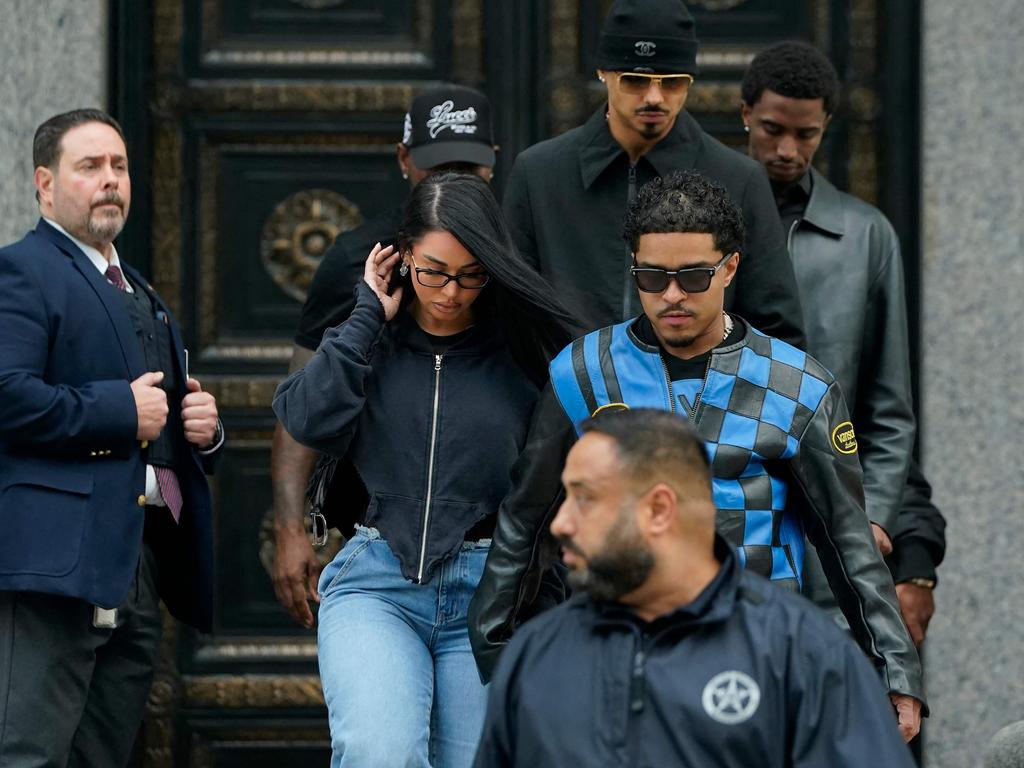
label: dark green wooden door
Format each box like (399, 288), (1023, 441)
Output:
(110, 1), (919, 764)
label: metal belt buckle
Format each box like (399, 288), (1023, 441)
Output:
(92, 606), (118, 629)
(310, 511), (329, 548)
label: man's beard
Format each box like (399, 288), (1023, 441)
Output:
(561, 510), (655, 603)
(86, 195), (126, 242)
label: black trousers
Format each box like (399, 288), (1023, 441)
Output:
(0, 542), (162, 768)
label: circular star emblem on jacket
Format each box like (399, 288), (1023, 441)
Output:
(701, 670), (761, 724)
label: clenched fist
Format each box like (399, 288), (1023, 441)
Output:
(131, 371), (168, 441)
(181, 377), (219, 447)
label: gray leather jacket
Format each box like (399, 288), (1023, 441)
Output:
(788, 168), (915, 534)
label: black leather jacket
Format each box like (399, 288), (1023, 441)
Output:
(273, 282), (540, 583)
(468, 317), (925, 709)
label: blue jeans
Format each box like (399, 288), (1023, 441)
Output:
(317, 525), (490, 768)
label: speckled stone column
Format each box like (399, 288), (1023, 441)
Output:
(921, 1), (1024, 765)
(0, 0), (107, 246)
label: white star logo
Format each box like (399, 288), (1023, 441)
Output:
(701, 670), (761, 724)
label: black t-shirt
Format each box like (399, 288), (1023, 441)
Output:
(423, 327), (475, 355)
(294, 206), (404, 350)
(771, 172), (812, 237)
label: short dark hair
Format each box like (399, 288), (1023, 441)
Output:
(33, 108), (125, 170)
(741, 41), (840, 115)
(623, 170), (745, 257)
(581, 408), (712, 497)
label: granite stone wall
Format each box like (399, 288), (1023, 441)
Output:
(921, 1), (1024, 765)
(0, 0), (108, 246)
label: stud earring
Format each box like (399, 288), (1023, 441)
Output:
(402, 172), (409, 180)
(598, 75), (605, 83)
(743, 124), (750, 133)
(399, 263), (409, 277)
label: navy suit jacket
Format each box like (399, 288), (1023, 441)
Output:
(0, 219), (216, 631)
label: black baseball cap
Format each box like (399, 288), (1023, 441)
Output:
(401, 85), (496, 170)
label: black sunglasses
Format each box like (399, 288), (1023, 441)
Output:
(630, 253), (733, 294)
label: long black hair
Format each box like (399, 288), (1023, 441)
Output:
(396, 172), (579, 386)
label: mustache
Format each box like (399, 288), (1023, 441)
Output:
(635, 106), (669, 115)
(92, 193), (125, 210)
(657, 305), (694, 318)
(555, 535), (587, 559)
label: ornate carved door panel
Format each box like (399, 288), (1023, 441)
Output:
(110, 1), (919, 764)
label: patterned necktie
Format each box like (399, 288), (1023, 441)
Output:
(105, 263), (127, 291)
(105, 263), (183, 523)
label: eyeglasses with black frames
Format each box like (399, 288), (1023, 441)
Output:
(630, 252), (733, 294)
(615, 72), (694, 95)
(410, 255), (490, 290)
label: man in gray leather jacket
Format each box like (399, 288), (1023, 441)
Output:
(740, 42), (946, 646)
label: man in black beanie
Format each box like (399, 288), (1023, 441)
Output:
(501, 0), (805, 348)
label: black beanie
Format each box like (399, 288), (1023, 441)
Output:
(597, 0), (699, 76)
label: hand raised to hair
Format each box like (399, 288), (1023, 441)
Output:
(362, 242), (404, 321)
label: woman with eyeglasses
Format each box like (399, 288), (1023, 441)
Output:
(273, 172), (576, 768)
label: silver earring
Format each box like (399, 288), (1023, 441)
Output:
(598, 76), (605, 83)
(402, 172), (409, 180)
(399, 263), (409, 277)
(743, 125), (749, 133)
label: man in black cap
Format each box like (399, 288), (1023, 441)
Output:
(271, 84), (498, 628)
(501, 0), (805, 347)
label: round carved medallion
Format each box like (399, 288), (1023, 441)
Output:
(260, 189), (364, 303)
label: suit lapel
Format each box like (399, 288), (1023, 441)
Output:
(34, 220), (144, 375)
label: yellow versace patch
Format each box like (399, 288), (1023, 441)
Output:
(831, 421), (858, 454)
(591, 402), (630, 417)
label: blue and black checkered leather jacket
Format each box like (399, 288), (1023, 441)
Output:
(469, 314), (925, 707)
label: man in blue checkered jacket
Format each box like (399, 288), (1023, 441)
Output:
(469, 170), (925, 742)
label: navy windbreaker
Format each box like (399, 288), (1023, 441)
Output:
(474, 537), (916, 768)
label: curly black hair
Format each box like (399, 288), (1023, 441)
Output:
(740, 41), (839, 115)
(622, 170), (745, 257)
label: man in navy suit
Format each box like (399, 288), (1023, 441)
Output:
(0, 108), (223, 766)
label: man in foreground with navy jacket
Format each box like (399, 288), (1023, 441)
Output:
(474, 408), (916, 768)
(0, 109), (222, 766)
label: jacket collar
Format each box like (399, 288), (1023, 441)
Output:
(390, 305), (502, 357)
(586, 535), (741, 632)
(625, 313), (751, 357)
(799, 166), (845, 237)
(578, 106), (702, 190)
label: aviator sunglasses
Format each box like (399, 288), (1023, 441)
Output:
(614, 72), (694, 95)
(630, 252), (733, 294)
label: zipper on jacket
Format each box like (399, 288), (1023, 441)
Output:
(629, 648), (646, 714)
(416, 353), (444, 583)
(623, 163), (639, 319)
(690, 356), (713, 421)
(786, 218), (801, 254)
(658, 355), (676, 414)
